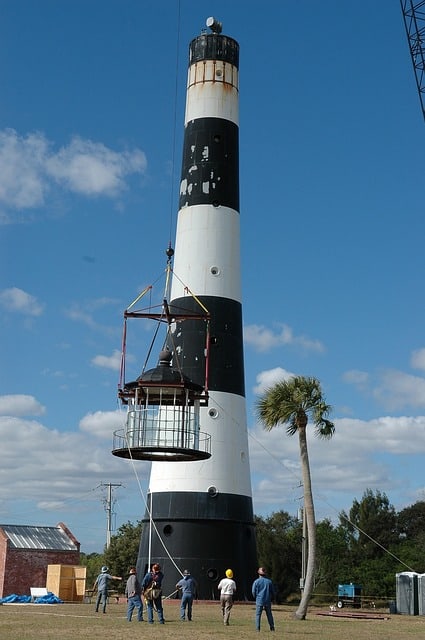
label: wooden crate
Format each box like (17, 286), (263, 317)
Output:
(46, 564), (86, 602)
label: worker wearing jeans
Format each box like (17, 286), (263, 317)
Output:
(94, 566), (122, 614)
(125, 567), (144, 622)
(176, 569), (198, 621)
(251, 567), (275, 632)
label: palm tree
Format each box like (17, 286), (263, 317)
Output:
(256, 375), (335, 620)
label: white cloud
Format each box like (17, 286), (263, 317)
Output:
(244, 322), (324, 354)
(0, 414), (141, 509)
(249, 413), (425, 520)
(0, 394), (46, 417)
(0, 406), (152, 554)
(0, 129), (49, 211)
(0, 287), (44, 316)
(342, 369), (369, 386)
(79, 409), (126, 439)
(411, 348), (425, 371)
(1, 392), (425, 549)
(343, 365), (425, 412)
(63, 299), (120, 335)
(373, 370), (425, 410)
(334, 415), (425, 455)
(64, 304), (98, 329)
(46, 136), (146, 196)
(92, 349), (122, 371)
(253, 367), (295, 395)
(0, 128), (147, 222)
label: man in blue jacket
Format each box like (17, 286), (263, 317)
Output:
(176, 569), (198, 621)
(251, 567), (275, 632)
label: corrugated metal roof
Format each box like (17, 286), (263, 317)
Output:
(0, 524), (78, 551)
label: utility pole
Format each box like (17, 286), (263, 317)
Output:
(100, 482), (122, 548)
(297, 484), (307, 591)
(299, 505), (307, 591)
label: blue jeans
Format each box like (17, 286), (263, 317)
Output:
(255, 603), (275, 631)
(146, 596), (164, 623)
(127, 595), (143, 621)
(180, 593), (194, 620)
(95, 589), (108, 613)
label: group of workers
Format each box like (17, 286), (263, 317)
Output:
(93, 563), (275, 631)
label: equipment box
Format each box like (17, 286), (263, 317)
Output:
(337, 583), (362, 608)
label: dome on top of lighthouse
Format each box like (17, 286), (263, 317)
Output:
(136, 348), (203, 392)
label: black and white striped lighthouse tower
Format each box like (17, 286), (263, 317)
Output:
(137, 17), (257, 600)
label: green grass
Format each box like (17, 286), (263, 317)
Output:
(1, 601), (424, 640)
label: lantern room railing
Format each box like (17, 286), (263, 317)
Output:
(112, 406), (211, 461)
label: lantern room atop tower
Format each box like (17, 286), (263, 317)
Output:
(112, 270), (212, 462)
(113, 347), (211, 462)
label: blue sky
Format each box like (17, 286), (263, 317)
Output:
(1, 0), (425, 554)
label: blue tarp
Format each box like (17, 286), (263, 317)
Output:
(0, 592), (63, 604)
(35, 592), (63, 604)
(0, 594), (31, 603)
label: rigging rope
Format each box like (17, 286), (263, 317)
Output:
(168, 0), (182, 245)
(116, 406), (188, 595)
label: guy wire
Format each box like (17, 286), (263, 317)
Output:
(168, 0), (182, 244)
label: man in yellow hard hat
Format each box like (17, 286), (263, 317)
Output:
(217, 569), (237, 626)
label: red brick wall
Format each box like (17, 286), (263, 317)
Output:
(0, 529), (8, 597)
(1, 548), (80, 597)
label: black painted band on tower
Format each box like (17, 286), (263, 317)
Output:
(189, 34), (239, 67)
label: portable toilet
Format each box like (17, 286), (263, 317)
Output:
(417, 574), (425, 615)
(396, 571), (418, 615)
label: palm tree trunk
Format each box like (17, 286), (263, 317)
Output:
(294, 424), (316, 620)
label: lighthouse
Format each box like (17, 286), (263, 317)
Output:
(136, 17), (257, 599)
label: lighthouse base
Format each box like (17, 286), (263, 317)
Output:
(136, 491), (257, 600)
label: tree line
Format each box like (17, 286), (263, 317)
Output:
(256, 489), (425, 603)
(81, 491), (425, 604)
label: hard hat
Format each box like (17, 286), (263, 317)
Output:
(101, 566), (108, 573)
(225, 569), (233, 579)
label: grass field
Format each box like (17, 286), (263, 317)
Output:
(1, 600), (424, 640)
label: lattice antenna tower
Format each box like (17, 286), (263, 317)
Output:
(401, 0), (425, 121)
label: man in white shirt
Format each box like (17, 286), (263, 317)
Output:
(217, 569), (237, 626)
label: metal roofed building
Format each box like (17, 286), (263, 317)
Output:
(0, 522), (80, 598)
